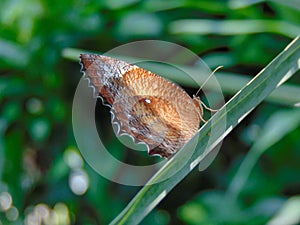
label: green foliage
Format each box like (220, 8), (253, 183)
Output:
(0, 0), (299, 224)
(108, 36), (300, 225)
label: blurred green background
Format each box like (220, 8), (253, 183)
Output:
(0, 0), (300, 224)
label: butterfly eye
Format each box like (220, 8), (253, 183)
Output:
(144, 98), (151, 104)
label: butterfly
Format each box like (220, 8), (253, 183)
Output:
(80, 54), (206, 158)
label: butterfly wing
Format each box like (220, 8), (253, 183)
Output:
(80, 54), (202, 158)
(109, 66), (202, 158)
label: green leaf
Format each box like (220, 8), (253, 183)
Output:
(229, 0), (300, 11)
(0, 38), (29, 68)
(0, 119), (7, 181)
(109, 36), (300, 225)
(227, 108), (300, 200)
(267, 196), (300, 225)
(169, 19), (300, 38)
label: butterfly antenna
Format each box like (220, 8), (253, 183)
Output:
(195, 66), (223, 97)
(194, 66), (223, 113)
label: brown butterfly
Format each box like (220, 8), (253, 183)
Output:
(80, 54), (206, 158)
